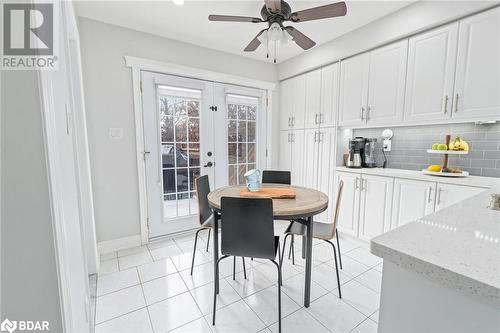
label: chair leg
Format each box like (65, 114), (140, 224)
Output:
(270, 260), (282, 333)
(213, 255), (229, 325)
(280, 234), (289, 268)
(206, 229), (211, 252)
(336, 229), (342, 269)
(242, 257), (247, 279)
(288, 234), (293, 259)
(233, 256), (236, 280)
(190, 228), (203, 275)
(278, 241), (282, 286)
(291, 236), (295, 265)
(326, 240), (342, 298)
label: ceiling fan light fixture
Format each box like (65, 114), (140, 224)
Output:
(267, 22), (282, 41)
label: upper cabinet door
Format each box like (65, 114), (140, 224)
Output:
(292, 74), (306, 129)
(404, 23), (459, 123)
(339, 53), (369, 127)
(280, 79), (293, 130)
(304, 69), (322, 128)
(453, 7), (500, 120)
(367, 40), (408, 125)
(320, 63), (339, 128)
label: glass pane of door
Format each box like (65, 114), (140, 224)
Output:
(159, 93), (201, 219)
(226, 97), (258, 185)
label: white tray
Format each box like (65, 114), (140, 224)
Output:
(422, 169), (469, 177)
(426, 149), (468, 155)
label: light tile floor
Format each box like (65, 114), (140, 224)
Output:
(95, 221), (382, 333)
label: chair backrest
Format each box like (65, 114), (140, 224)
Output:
(328, 180), (344, 239)
(220, 197), (276, 260)
(262, 170), (291, 185)
(195, 175), (212, 226)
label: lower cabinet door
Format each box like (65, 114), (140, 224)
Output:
(316, 128), (335, 222)
(279, 131), (292, 171)
(391, 179), (436, 229)
(435, 183), (485, 211)
(290, 130), (305, 186)
(336, 172), (360, 237)
(358, 175), (394, 241)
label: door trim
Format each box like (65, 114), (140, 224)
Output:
(125, 56), (276, 244)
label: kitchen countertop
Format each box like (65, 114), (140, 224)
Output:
(336, 166), (499, 190)
(371, 191), (500, 305)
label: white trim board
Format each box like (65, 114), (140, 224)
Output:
(98, 235), (142, 254)
(125, 55), (276, 244)
(124, 56), (276, 91)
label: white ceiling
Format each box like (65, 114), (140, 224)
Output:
(75, 0), (415, 63)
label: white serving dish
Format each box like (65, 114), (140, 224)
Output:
(426, 149), (468, 155)
(422, 169), (469, 177)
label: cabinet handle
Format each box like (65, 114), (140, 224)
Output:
(288, 117), (291, 127)
(367, 106), (371, 121)
(320, 132), (324, 143)
(292, 133), (295, 143)
(360, 107), (365, 120)
(437, 187), (443, 205)
(355, 177), (360, 190)
(292, 117), (295, 127)
(315, 114), (319, 125)
(427, 186), (433, 203)
(443, 95), (449, 114)
(320, 113), (324, 124)
(314, 131), (318, 142)
(454, 94), (459, 113)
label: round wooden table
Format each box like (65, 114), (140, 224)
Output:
(207, 184), (329, 307)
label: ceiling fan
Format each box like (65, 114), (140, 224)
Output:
(208, 0), (347, 61)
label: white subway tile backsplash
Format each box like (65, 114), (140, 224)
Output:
(353, 122), (500, 177)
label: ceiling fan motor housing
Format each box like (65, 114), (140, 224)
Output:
(260, 0), (291, 23)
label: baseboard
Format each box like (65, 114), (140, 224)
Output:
(98, 235), (142, 254)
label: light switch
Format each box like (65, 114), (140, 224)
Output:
(109, 128), (123, 139)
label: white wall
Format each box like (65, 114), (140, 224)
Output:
(1, 70), (64, 332)
(278, 1), (498, 80)
(78, 18), (278, 243)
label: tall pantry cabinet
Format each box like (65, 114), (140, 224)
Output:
(280, 63), (339, 222)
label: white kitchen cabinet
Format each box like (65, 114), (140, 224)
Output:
(303, 129), (319, 189)
(339, 53), (369, 127)
(404, 23), (459, 123)
(367, 40), (408, 125)
(280, 79), (293, 130)
(316, 128), (336, 222)
(358, 175), (394, 241)
(304, 69), (322, 128)
(279, 130), (292, 171)
(292, 74), (306, 129)
(453, 7), (500, 120)
(319, 63), (339, 128)
(336, 172), (360, 236)
(435, 183), (485, 212)
(391, 179), (436, 229)
(290, 130), (305, 186)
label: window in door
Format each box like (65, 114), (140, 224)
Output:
(226, 94), (258, 185)
(159, 86), (201, 219)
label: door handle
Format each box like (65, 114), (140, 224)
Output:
(203, 162), (213, 168)
(443, 95), (449, 114)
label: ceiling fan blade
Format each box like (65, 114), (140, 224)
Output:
(244, 29), (267, 52)
(290, 1), (347, 22)
(264, 0), (281, 13)
(208, 15), (263, 23)
(284, 26), (316, 50)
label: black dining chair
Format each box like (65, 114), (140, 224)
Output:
(281, 180), (344, 298)
(213, 197), (282, 332)
(262, 170), (291, 185)
(191, 175), (247, 278)
(262, 170), (296, 263)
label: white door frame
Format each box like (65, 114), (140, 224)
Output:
(124, 56), (276, 244)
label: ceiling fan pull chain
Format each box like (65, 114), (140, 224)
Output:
(274, 41), (277, 63)
(266, 38), (269, 59)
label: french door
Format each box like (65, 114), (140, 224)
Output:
(141, 71), (266, 238)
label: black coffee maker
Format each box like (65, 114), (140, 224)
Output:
(347, 137), (365, 168)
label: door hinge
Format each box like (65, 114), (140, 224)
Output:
(209, 105), (218, 111)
